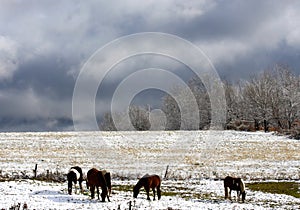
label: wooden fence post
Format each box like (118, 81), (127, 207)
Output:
(33, 164), (38, 178)
(128, 201), (132, 210)
(164, 165), (169, 179)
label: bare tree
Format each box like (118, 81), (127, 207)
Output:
(100, 64), (299, 133)
(129, 105), (150, 131)
(239, 65), (300, 131)
(100, 105), (150, 131)
(224, 80), (239, 123)
(242, 71), (276, 132)
(188, 77), (211, 129)
(162, 91), (181, 130)
(99, 112), (116, 131)
(276, 65), (300, 129)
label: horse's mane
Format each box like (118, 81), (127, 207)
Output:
(239, 178), (245, 192)
(142, 174), (150, 178)
(100, 170), (107, 176)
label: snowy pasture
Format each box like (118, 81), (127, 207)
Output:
(0, 130), (300, 209)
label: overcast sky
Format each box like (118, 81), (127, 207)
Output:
(0, 0), (300, 131)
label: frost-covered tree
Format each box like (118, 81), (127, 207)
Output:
(242, 71), (276, 131)
(161, 75), (216, 130)
(99, 112), (116, 131)
(188, 77), (211, 129)
(162, 89), (184, 130)
(100, 64), (299, 132)
(129, 105), (150, 131)
(100, 105), (150, 131)
(224, 80), (242, 123)
(276, 65), (300, 129)
(240, 65), (300, 131)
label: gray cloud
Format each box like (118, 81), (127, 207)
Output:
(0, 0), (299, 131)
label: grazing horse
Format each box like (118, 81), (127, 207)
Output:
(133, 174), (161, 200)
(224, 176), (246, 202)
(67, 166), (83, 195)
(86, 168), (110, 202)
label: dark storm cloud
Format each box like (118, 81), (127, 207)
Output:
(11, 54), (75, 99)
(0, 0), (299, 131)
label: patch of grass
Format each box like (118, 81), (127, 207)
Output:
(248, 181), (300, 198)
(82, 190), (90, 196)
(162, 191), (179, 197)
(113, 184), (134, 192)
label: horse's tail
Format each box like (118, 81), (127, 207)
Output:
(104, 172), (112, 196)
(224, 186), (229, 199)
(240, 179), (246, 202)
(240, 179), (245, 193)
(157, 176), (162, 200)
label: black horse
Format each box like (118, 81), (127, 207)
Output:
(67, 166), (83, 195)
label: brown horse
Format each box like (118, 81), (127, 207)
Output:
(86, 168), (111, 202)
(67, 166), (83, 195)
(133, 174), (161, 200)
(224, 176), (246, 202)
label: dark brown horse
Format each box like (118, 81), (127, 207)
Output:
(224, 176), (246, 202)
(86, 168), (111, 202)
(67, 166), (83, 195)
(133, 174), (161, 200)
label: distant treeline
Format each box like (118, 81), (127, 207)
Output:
(100, 64), (300, 137)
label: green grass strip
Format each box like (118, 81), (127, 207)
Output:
(248, 181), (300, 198)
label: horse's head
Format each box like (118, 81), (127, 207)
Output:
(133, 185), (139, 198)
(67, 179), (72, 195)
(67, 172), (74, 195)
(100, 189), (108, 202)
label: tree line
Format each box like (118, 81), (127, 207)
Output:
(100, 64), (300, 136)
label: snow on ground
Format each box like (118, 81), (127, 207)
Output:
(0, 179), (299, 209)
(0, 130), (299, 180)
(0, 130), (300, 209)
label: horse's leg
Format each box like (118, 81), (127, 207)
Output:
(106, 188), (110, 202)
(224, 187), (228, 199)
(79, 180), (83, 194)
(74, 181), (77, 194)
(96, 186), (100, 200)
(145, 186), (151, 200)
(86, 180), (89, 190)
(157, 186), (161, 200)
(90, 185), (95, 199)
(237, 190), (240, 201)
(100, 189), (109, 202)
(229, 188), (232, 200)
(152, 187), (156, 201)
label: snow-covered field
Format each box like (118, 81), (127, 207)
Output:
(0, 130), (300, 209)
